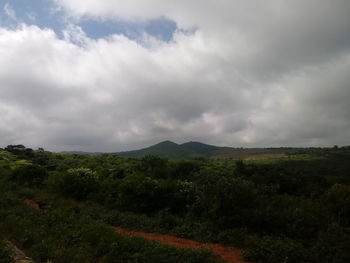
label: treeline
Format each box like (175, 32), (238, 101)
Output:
(1, 145), (350, 263)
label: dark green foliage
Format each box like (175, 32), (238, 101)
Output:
(217, 228), (255, 247)
(0, 190), (220, 263)
(117, 174), (161, 213)
(58, 168), (99, 200)
(0, 241), (13, 263)
(5, 145), (34, 159)
(321, 184), (350, 226)
(104, 236), (216, 263)
(12, 164), (48, 185)
(2, 146), (350, 263)
(243, 236), (305, 263)
(193, 174), (260, 227)
(139, 155), (169, 178)
(234, 160), (247, 176)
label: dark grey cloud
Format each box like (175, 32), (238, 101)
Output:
(1, 1), (350, 151)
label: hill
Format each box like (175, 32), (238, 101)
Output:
(116, 141), (292, 159)
(60, 141), (304, 159)
(117, 141), (192, 158)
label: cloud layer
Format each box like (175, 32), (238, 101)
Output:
(1, 0), (350, 151)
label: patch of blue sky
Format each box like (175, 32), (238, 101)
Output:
(0, 0), (66, 35)
(79, 17), (177, 42)
(0, 0), (178, 43)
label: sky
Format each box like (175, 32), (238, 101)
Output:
(0, 0), (350, 152)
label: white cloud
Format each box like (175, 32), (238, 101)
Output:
(0, 1), (350, 151)
(63, 24), (89, 46)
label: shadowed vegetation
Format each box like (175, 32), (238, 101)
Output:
(0, 144), (350, 263)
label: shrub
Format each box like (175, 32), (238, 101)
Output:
(117, 174), (161, 213)
(12, 164), (48, 186)
(59, 168), (99, 200)
(242, 236), (305, 263)
(0, 240), (13, 263)
(217, 228), (255, 247)
(321, 184), (350, 227)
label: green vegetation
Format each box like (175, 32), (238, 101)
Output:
(0, 240), (13, 263)
(1, 144), (350, 262)
(0, 191), (217, 263)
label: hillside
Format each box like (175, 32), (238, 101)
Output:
(117, 141), (222, 158)
(117, 141), (191, 158)
(116, 141), (295, 159)
(61, 141), (312, 159)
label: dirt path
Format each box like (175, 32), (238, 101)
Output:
(25, 199), (251, 263)
(112, 227), (249, 263)
(25, 199), (42, 212)
(4, 240), (36, 263)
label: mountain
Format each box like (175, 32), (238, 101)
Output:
(116, 141), (294, 159)
(116, 141), (191, 158)
(60, 151), (103, 156)
(117, 140), (230, 159)
(181, 141), (220, 155)
(60, 141), (221, 158)
(61, 141), (294, 159)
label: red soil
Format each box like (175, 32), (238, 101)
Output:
(25, 199), (42, 212)
(24, 199), (250, 263)
(112, 227), (250, 263)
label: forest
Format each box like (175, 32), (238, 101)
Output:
(0, 144), (349, 263)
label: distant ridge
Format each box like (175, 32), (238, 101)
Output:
(181, 141), (220, 155)
(62, 140), (295, 159)
(60, 151), (103, 156)
(116, 141), (289, 159)
(116, 141), (191, 159)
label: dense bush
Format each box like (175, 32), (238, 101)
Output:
(0, 192), (220, 263)
(58, 168), (99, 200)
(0, 240), (13, 263)
(217, 228), (255, 247)
(117, 174), (162, 213)
(242, 236), (305, 263)
(2, 146), (350, 263)
(11, 164), (48, 185)
(321, 184), (350, 227)
(192, 174), (260, 228)
(104, 236), (217, 263)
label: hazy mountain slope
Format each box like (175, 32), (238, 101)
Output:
(180, 141), (220, 156)
(116, 141), (295, 159)
(117, 141), (192, 158)
(61, 141), (297, 159)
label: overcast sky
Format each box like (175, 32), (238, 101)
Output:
(0, 0), (350, 151)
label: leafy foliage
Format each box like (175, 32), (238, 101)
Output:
(0, 241), (13, 263)
(58, 168), (99, 200)
(12, 164), (48, 186)
(1, 145), (350, 263)
(243, 236), (305, 263)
